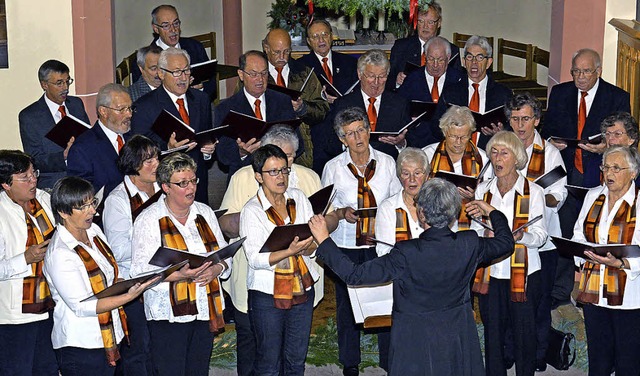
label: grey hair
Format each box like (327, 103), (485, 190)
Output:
(601, 112), (639, 149)
(424, 36), (451, 57)
(306, 19), (332, 36)
(136, 44), (163, 67)
(603, 146), (640, 177)
(260, 124), (300, 154)
(464, 35), (493, 58)
(151, 4), (177, 25)
(504, 92), (542, 119)
(96, 83), (130, 112)
(486, 131), (529, 170)
(156, 152), (197, 188)
(333, 107), (370, 138)
(439, 105), (476, 135)
(415, 178), (461, 228)
(158, 47), (191, 70)
(572, 48), (602, 69)
(357, 49), (390, 75)
(396, 147), (430, 178)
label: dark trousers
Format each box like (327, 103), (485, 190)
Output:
(234, 306), (256, 376)
(583, 304), (640, 376)
(332, 246), (390, 371)
(478, 272), (541, 376)
(249, 289), (314, 376)
(0, 315), (58, 376)
(553, 168), (584, 301)
(119, 298), (151, 376)
(147, 320), (215, 376)
(536, 250), (558, 361)
(56, 346), (114, 376)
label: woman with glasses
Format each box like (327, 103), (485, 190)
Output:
(321, 107), (401, 375)
(239, 144), (320, 375)
(572, 146), (640, 375)
(423, 105), (492, 231)
(374, 147), (430, 256)
(43, 176), (157, 375)
(129, 153), (230, 376)
(0, 150), (58, 375)
(471, 131), (547, 376)
(102, 135), (161, 375)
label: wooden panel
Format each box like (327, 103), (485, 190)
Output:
(610, 19), (640, 120)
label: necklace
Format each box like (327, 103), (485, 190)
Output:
(165, 199), (190, 219)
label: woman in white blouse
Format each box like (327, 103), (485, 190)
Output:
(44, 176), (155, 375)
(375, 147), (429, 256)
(321, 107), (401, 374)
(471, 131), (547, 376)
(572, 146), (640, 375)
(239, 144), (318, 375)
(103, 135), (161, 375)
(130, 153), (230, 376)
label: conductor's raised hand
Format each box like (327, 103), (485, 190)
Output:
(465, 200), (496, 218)
(309, 214), (330, 244)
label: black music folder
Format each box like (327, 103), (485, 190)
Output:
(308, 184), (335, 215)
(149, 238), (246, 268)
(370, 111), (429, 138)
(533, 165), (567, 189)
(45, 114), (92, 148)
(150, 110), (226, 147)
(551, 236), (640, 259)
(218, 110), (302, 143)
(266, 68), (315, 100)
(550, 134), (603, 148)
(259, 224), (313, 253)
(190, 59), (217, 86)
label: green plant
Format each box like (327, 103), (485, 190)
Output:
(267, 0), (309, 37)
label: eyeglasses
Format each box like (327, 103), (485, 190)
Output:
(102, 105), (136, 114)
(465, 53), (488, 62)
(510, 116), (534, 123)
(446, 134), (471, 142)
(570, 68), (597, 77)
(74, 198), (99, 212)
(13, 170), (40, 183)
(400, 170), (426, 180)
(242, 70), (269, 78)
(417, 18), (440, 26)
(47, 78), (74, 88)
(160, 67), (191, 77)
(309, 31), (331, 40)
(343, 127), (368, 139)
(603, 130), (627, 138)
(266, 48), (291, 57)
(599, 165), (630, 173)
(362, 72), (388, 82)
(426, 57), (446, 65)
(154, 20), (181, 31)
(261, 167), (291, 176)
(168, 178), (199, 188)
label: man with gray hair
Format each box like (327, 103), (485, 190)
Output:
(66, 84), (132, 195)
(131, 47), (215, 204)
(541, 48), (630, 310)
(447, 35), (512, 149)
(19, 59), (91, 189)
(130, 44), (163, 102)
(315, 49), (411, 172)
(398, 36), (463, 147)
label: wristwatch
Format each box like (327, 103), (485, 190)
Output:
(619, 259), (625, 270)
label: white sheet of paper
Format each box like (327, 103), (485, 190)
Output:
(347, 282), (393, 324)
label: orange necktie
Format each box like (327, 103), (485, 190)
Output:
(431, 75), (440, 103)
(275, 67), (286, 87)
(421, 52), (426, 66)
(58, 105), (67, 118)
(469, 83), (480, 112)
(176, 98), (190, 125)
(322, 57), (333, 84)
(367, 97), (377, 131)
(116, 135), (124, 153)
(254, 99), (263, 120)
(575, 91), (588, 174)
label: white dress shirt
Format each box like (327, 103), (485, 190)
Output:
(239, 187), (319, 295)
(472, 174), (547, 278)
(268, 62), (290, 86)
(97, 120), (124, 154)
(315, 51), (333, 74)
(321, 146), (402, 248)
(467, 76), (489, 113)
(103, 177), (160, 278)
(374, 191), (423, 256)
(572, 183), (640, 309)
(0, 189), (53, 324)
(44, 94), (66, 124)
(521, 131), (567, 251)
(243, 89), (267, 121)
(44, 224), (124, 349)
(360, 90), (381, 114)
(578, 78), (599, 116)
(130, 197), (230, 322)
(425, 71), (446, 95)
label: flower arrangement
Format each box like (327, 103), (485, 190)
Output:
(267, 0), (309, 37)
